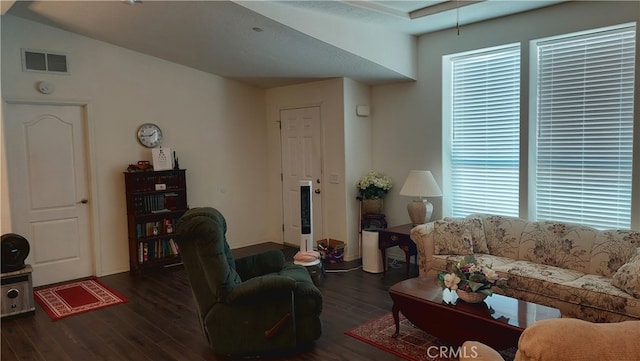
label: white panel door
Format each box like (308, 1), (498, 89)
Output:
(4, 103), (93, 286)
(280, 107), (323, 246)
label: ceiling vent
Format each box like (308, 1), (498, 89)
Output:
(21, 49), (69, 74)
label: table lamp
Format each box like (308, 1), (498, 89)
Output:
(399, 170), (442, 225)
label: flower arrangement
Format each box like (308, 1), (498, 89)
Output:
(438, 254), (506, 296)
(357, 171), (393, 199)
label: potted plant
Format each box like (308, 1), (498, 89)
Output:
(357, 171), (393, 214)
(438, 254), (506, 303)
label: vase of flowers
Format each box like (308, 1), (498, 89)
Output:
(357, 171), (393, 214)
(438, 254), (506, 303)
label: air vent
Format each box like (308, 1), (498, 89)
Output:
(21, 49), (69, 74)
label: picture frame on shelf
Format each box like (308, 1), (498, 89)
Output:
(152, 147), (173, 171)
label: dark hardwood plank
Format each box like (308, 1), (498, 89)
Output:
(2, 243), (415, 360)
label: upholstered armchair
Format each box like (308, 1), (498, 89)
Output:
(175, 207), (323, 356)
(459, 318), (640, 361)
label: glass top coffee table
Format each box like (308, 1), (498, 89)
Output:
(389, 276), (561, 349)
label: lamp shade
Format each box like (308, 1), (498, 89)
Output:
(399, 170), (442, 198)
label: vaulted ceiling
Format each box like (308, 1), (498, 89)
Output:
(5, 1), (565, 88)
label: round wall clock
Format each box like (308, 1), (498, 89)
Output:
(137, 123), (163, 148)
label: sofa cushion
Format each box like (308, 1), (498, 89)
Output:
(519, 221), (596, 273)
(475, 254), (518, 269)
(500, 264), (640, 320)
(612, 247), (640, 298)
(561, 274), (637, 317)
(589, 230), (640, 277)
(431, 254), (465, 273)
(493, 260), (584, 285)
(433, 220), (473, 255)
(465, 215), (490, 254)
(431, 254), (517, 275)
(445, 216), (490, 254)
(478, 214), (528, 259)
(502, 285), (639, 322)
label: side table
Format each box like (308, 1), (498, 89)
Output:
(378, 224), (417, 279)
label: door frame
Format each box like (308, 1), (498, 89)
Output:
(3, 97), (101, 277)
(278, 105), (327, 247)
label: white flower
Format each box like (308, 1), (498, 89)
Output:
(483, 267), (497, 281)
(467, 264), (481, 274)
(443, 273), (461, 290)
(357, 171), (392, 190)
(357, 171), (393, 199)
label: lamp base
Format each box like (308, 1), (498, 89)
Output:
(406, 200), (433, 225)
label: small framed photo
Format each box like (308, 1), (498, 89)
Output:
(152, 147), (173, 171)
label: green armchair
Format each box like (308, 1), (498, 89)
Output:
(175, 207), (323, 356)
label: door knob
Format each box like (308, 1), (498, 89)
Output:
(78, 198), (88, 204)
(314, 189), (321, 194)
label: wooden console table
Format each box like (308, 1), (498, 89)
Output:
(378, 224), (417, 279)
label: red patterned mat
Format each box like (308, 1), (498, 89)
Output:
(34, 277), (127, 321)
(345, 313), (515, 361)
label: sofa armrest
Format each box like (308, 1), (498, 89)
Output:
(411, 222), (435, 277)
(459, 341), (505, 361)
(234, 249), (286, 280)
(515, 318), (640, 361)
(226, 274), (296, 304)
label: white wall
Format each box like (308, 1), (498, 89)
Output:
(343, 78), (372, 259)
(372, 1), (640, 229)
(264, 78), (372, 261)
(264, 79), (346, 250)
(237, 1), (417, 80)
(1, 15), (271, 276)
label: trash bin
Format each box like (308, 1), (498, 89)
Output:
(362, 230), (383, 273)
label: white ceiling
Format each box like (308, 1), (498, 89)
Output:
(6, 0), (565, 88)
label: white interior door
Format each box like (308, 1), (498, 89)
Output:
(280, 107), (323, 247)
(4, 103), (93, 286)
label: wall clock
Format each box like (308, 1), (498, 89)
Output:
(137, 123), (163, 148)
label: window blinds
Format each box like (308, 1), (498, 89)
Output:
(534, 25), (635, 229)
(450, 46), (521, 217)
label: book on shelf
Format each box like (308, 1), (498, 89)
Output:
(168, 238), (179, 255)
(136, 219), (177, 238)
(138, 238), (180, 264)
(135, 193), (181, 214)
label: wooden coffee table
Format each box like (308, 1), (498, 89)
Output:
(389, 276), (561, 349)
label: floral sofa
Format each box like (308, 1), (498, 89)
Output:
(410, 214), (640, 322)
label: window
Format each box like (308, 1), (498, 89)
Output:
(21, 49), (69, 74)
(444, 45), (521, 217)
(531, 24), (636, 229)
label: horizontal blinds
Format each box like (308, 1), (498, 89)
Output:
(451, 46), (520, 217)
(535, 25), (635, 229)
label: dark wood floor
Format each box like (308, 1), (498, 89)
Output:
(1, 243), (417, 361)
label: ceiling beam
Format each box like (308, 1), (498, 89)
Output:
(409, 0), (486, 20)
(341, 0), (409, 19)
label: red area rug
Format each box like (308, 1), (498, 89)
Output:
(34, 277), (127, 321)
(346, 313), (515, 361)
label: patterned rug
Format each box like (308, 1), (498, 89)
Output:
(346, 313), (516, 361)
(34, 277), (127, 321)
